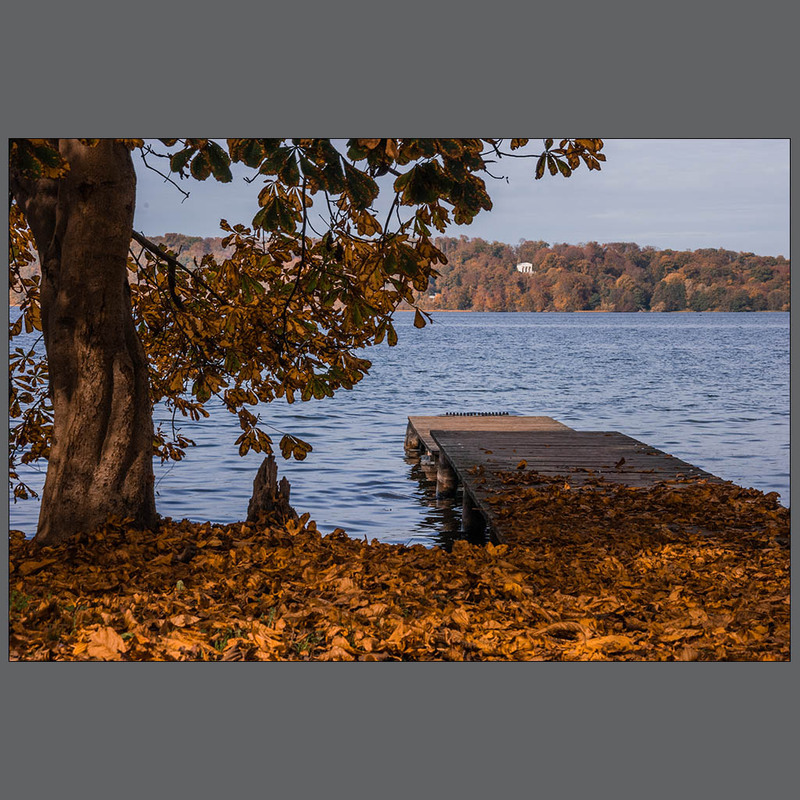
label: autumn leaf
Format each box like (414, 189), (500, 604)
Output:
(169, 614), (201, 628)
(583, 634), (636, 652)
(7, 475), (789, 662)
(450, 608), (470, 628)
(319, 646), (356, 661)
(87, 626), (128, 660)
(17, 558), (57, 576)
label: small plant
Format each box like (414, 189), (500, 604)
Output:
(260, 606), (277, 627)
(213, 627), (244, 651)
(9, 589), (32, 613)
(292, 631), (323, 656)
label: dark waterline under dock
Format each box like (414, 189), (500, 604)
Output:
(405, 415), (726, 544)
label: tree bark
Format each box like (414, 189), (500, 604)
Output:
(247, 455), (297, 523)
(10, 139), (157, 544)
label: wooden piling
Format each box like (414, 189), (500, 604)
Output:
(461, 490), (486, 541)
(436, 455), (458, 498)
(404, 422), (421, 453)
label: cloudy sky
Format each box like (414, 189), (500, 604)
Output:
(133, 139), (790, 258)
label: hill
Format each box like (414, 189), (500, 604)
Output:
(11, 234), (789, 312)
(420, 238), (790, 312)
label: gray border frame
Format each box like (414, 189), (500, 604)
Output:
(3, 3), (795, 797)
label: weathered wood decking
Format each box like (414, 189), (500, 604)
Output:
(431, 430), (720, 488)
(404, 414), (727, 544)
(405, 415), (571, 458)
(428, 429), (725, 543)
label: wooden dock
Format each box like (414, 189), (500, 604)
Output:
(404, 415), (726, 544)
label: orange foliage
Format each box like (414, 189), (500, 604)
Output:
(9, 479), (789, 661)
(420, 238), (790, 312)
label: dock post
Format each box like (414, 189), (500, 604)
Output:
(461, 491), (486, 541)
(436, 456), (458, 498)
(404, 421), (421, 454)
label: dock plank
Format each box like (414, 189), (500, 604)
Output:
(407, 415), (570, 457)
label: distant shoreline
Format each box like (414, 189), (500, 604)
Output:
(393, 308), (789, 313)
(9, 302), (788, 313)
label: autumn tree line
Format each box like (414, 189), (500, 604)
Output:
(422, 237), (790, 312)
(13, 233), (787, 313)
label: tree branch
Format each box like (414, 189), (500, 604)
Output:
(131, 229), (227, 307)
(139, 146), (191, 202)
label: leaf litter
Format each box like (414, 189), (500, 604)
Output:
(8, 475), (789, 661)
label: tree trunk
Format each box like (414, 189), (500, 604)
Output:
(10, 139), (157, 544)
(247, 455), (297, 523)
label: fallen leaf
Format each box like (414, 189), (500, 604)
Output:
(87, 627), (127, 660)
(169, 614), (201, 628)
(18, 558), (57, 576)
(583, 634), (636, 652)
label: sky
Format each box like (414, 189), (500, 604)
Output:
(132, 139), (790, 258)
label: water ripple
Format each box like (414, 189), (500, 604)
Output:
(9, 311), (789, 543)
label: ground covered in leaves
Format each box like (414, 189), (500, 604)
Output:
(9, 478), (790, 661)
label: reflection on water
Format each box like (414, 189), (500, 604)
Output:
(404, 460), (487, 551)
(9, 312), (790, 545)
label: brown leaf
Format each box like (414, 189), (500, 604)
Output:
(318, 646), (355, 661)
(386, 621), (406, 645)
(584, 634), (636, 652)
(677, 646), (699, 661)
(18, 558), (57, 576)
(660, 628), (703, 643)
(169, 614), (201, 628)
(450, 608), (470, 628)
(529, 621), (588, 641)
(87, 627), (127, 660)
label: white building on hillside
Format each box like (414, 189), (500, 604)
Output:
(515, 262), (534, 274)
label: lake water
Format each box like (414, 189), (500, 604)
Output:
(8, 311), (790, 546)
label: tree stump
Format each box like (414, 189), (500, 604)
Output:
(247, 455), (298, 523)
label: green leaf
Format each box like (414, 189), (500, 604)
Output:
(556, 158), (572, 177)
(400, 162), (443, 205)
(252, 202), (279, 231)
(393, 170), (412, 191)
(193, 378), (212, 403)
(276, 198), (298, 233)
(346, 140), (370, 161)
(190, 151), (212, 180)
(207, 142), (233, 183)
(344, 161), (379, 209)
(279, 153), (300, 186)
(241, 139), (265, 168)
(170, 147), (195, 174)
(299, 154), (322, 185)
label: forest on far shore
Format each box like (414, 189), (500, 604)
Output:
(419, 237), (790, 312)
(10, 233), (790, 312)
